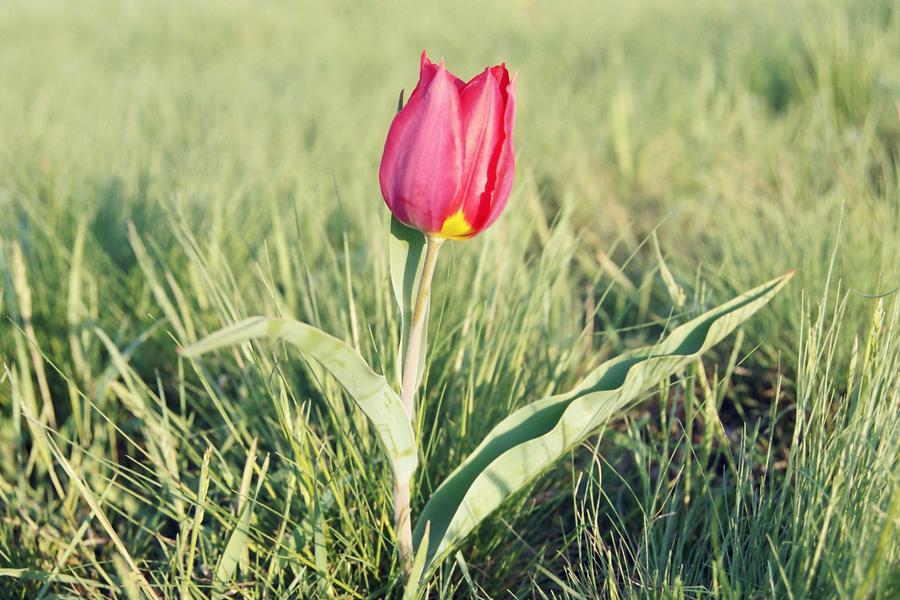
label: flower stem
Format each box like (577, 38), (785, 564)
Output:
(394, 234), (443, 571)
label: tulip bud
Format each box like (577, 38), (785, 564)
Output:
(379, 52), (515, 239)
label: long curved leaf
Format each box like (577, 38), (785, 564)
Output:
(390, 216), (428, 387)
(414, 272), (794, 566)
(181, 317), (417, 481)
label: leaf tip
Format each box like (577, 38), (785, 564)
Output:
(773, 269), (797, 290)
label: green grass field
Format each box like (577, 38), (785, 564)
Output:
(1, 0), (898, 597)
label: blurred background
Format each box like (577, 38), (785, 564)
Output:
(2, 0), (897, 335)
(1, 0), (897, 597)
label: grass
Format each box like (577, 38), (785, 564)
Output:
(1, 0), (898, 597)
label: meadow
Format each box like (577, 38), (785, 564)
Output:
(1, 0), (898, 597)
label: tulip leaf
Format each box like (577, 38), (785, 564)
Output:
(181, 317), (417, 481)
(389, 216), (428, 387)
(414, 272), (794, 567)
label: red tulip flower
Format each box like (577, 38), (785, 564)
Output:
(380, 52), (516, 239)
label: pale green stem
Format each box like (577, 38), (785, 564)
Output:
(394, 235), (443, 571)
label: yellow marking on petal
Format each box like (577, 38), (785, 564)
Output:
(438, 209), (474, 239)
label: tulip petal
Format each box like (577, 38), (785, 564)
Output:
(479, 69), (516, 232)
(379, 53), (464, 234)
(456, 66), (505, 233)
(452, 64), (515, 236)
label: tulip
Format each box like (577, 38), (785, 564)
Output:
(380, 52), (516, 572)
(379, 51), (516, 239)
